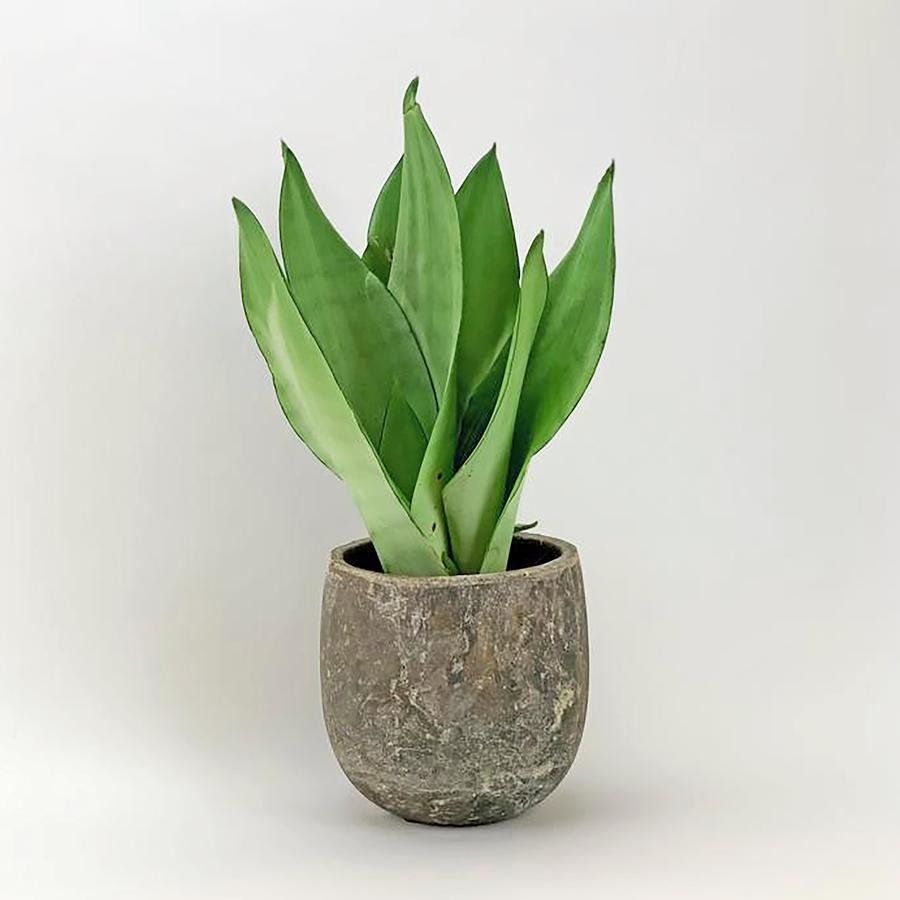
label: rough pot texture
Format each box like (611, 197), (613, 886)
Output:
(320, 533), (588, 826)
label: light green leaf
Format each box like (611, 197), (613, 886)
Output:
(278, 143), (436, 484)
(390, 78), (463, 560)
(480, 462), (529, 573)
(454, 144), (519, 409)
(388, 78), (462, 397)
(444, 234), (548, 573)
(234, 198), (447, 576)
(410, 367), (458, 560)
(511, 164), (616, 480)
(361, 157), (402, 285)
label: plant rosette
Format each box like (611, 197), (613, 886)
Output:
(233, 79), (615, 824)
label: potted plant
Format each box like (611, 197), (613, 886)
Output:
(232, 78), (615, 825)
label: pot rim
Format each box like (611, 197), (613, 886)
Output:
(329, 532), (579, 585)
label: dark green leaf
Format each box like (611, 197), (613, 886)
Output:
(278, 144), (436, 480)
(361, 157), (402, 284)
(377, 382), (428, 502)
(454, 145), (519, 408)
(511, 164), (615, 480)
(455, 336), (509, 469)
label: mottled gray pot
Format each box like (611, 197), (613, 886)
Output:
(320, 533), (588, 826)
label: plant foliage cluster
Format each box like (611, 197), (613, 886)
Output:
(234, 79), (615, 575)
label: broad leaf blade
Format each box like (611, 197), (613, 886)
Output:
(483, 165), (615, 573)
(387, 79), (462, 398)
(390, 79), (463, 561)
(234, 198), (447, 576)
(362, 147), (518, 406)
(455, 145), (519, 408)
(278, 144), (436, 480)
(511, 164), (616, 478)
(361, 157), (402, 284)
(444, 234), (548, 573)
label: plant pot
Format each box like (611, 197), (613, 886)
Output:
(320, 533), (588, 826)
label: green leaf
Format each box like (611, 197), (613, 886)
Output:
(278, 143), (436, 482)
(361, 156), (402, 285)
(480, 462), (529, 573)
(388, 79), (462, 398)
(455, 336), (509, 468)
(514, 520), (538, 533)
(403, 76), (420, 113)
(377, 382), (428, 502)
(411, 369), (458, 559)
(443, 234), (548, 573)
(511, 164), (616, 480)
(480, 166), (615, 574)
(363, 147), (518, 405)
(389, 79), (464, 561)
(234, 198), (447, 576)
(454, 145), (519, 409)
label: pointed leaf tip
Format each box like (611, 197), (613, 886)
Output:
(403, 77), (419, 113)
(281, 141), (300, 169)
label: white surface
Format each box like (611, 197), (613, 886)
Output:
(2, 1), (898, 897)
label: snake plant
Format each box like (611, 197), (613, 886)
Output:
(233, 79), (615, 575)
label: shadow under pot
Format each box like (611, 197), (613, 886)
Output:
(320, 533), (588, 826)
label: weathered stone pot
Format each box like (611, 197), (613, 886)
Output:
(320, 533), (588, 826)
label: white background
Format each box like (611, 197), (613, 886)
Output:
(2, 1), (899, 897)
